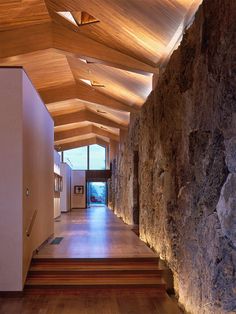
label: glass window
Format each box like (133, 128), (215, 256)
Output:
(63, 147), (88, 170)
(89, 144), (106, 170)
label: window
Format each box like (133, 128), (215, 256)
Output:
(63, 147), (88, 170)
(89, 144), (106, 170)
(63, 145), (106, 170)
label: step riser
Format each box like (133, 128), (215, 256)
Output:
(24, 287), (166, 296)
(28, 270), (163, 276)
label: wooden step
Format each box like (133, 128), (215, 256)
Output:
(25, 276), (165, 286)
(30, 257), (160, 271)
(23, 286), (167, 296)
(25, 256), (166, 295)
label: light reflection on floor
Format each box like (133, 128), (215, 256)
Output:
(35, 206), (155, 259)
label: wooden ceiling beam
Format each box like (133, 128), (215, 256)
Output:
(54, 125), (93, 141)
(39, 83), (77, 104)
(0, 23), (52, 58)
(91, 125), (119, 141)
(56, 136), (109, 151)
(52, 22), (157, 75)
(39, 82), (136, 113)
(75, 81), (138, 113)
(54, 124), (119, 142)
(53, 109), (128, 130)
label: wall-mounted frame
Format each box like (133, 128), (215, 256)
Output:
(54, 173), (63, 192)
(74, 185), (84, 194)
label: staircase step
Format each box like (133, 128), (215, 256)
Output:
(24, 286), (166, 296)
(30, 257), (160, 271)
(25, 256), (167, 296)
(25, 275), (165, 285)
(28, 270), (163, 276)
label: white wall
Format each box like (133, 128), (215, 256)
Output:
(22, 71), (54, 283)
(0, 68), (54, 291)
(0, 68), (23, 291)
(60, 163), (71, 212)
(71, 171), (86, 208)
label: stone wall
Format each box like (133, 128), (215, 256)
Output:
(112, 1), (236, 313)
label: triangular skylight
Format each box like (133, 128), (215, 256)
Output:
(58, 11), (99, 27)
(58, 12), (78, 26)
(72, 11), (99, 26)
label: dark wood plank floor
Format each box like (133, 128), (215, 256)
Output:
(0, 293), (183, 314)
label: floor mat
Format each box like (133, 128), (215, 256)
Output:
(50, 237), (64, 245)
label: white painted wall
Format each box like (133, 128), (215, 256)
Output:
(0, 68), (54, 291)
(22, 71), (54, 284)
(0, 68), (23, 291)
(71, 171), (86, 208)
(60, 163), (71, 212)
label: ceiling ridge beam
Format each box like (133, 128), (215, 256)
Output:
(39, 82), (136, 113)
(54, 124), (119, 142)
(54, 125), (93, 141)
(56, 135), (109, 151)
(56, 136), (97, 151)
(91, 125), (119, 142)
(53, 109), (128, 130)
(75, 80), (138, 113)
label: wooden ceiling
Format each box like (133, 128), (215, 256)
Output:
(0, 0), (202, 151)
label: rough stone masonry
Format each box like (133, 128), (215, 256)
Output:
(111, 1), (236, 313)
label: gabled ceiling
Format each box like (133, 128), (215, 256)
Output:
(0, 0), (202, 150)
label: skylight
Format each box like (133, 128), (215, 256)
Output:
(58, 12), (77, 26)
(57, 11), (99, 27)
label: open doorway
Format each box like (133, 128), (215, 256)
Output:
(87, 182), (107, 207)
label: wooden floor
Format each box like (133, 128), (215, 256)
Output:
(0, 293), (183, 314)
(35, 206), (155, 258)
(0, 207), (183, 314)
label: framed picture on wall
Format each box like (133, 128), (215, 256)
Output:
(74, 185), (84, 194)
(54, 173), (63, 193)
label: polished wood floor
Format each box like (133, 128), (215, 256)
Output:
(35, 206), (155, 258)
(0, 293), (183, 314)
(0, 207), (183, 313)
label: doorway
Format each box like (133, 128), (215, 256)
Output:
(87, 182), (107, 207)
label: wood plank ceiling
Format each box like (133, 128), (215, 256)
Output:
(0, 0), (202, 151)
